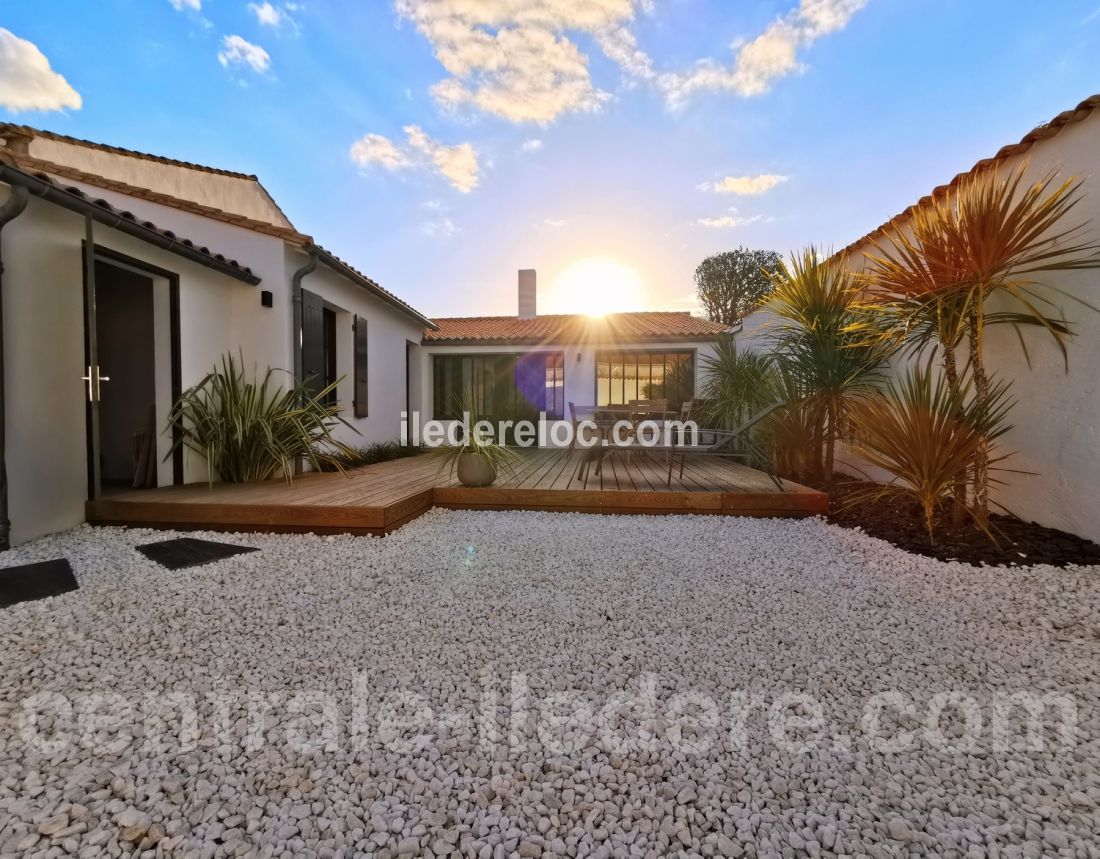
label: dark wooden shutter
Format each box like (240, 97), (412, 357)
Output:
(300, 289), (325, 397)
(353, 315), (368, 418)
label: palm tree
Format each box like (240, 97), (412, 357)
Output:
(764, 248), (890, 484)
(863, 163), (1100, 526)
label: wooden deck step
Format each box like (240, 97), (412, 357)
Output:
(87, 449), (828, 536)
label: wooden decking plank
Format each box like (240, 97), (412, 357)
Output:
(87, 447), (829, 535)
(678, 455), (741, 492)
(540, 448), (580, 491)
(548, 451), (584, 490)
(514, 448), (563, 489)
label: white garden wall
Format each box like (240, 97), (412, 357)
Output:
(842, 112), (1100, 543)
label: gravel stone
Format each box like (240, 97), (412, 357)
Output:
(0, 512), (1097, 856)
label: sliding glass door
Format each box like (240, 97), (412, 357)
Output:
(433, 353), (565, 421)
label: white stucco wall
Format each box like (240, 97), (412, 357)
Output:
(42, 174), (427, 444)
(734, 309), (779, 353)
(291, 252), (426, 448)
(28, 136), (293, 228)
(841, 112), (1100, 542)
(0, 187), (257, 542)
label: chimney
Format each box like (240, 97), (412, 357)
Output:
(518, 269), (537, 318)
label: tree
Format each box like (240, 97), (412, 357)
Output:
(764, 249), (889, 484)
(694, 247), (781, 325)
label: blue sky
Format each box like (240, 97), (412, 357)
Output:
(1, 1), (1098, 317)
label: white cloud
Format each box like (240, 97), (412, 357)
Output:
(704, 174), (789, 195)
(218, 35), (271, 73)
(169, 0), (202, 9)
(349, 133), (413, 171)
(421, 217), (458, 237)
(394, 0), (645, 124)
(249, 2), (283, 26)
(394, 0), (865, 122)
(521, 138), (543, 152)
(541, 218), (567, 227)
(696, 214), (763, 229)
(404, 125), (479, 192)
(607, 0), (868, 107)
(349, 126), (480, 193)
(0, 29), (82, 113)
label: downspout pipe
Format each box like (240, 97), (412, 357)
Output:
(290, 247), (319, 477)
(0, 186), (30, 550)
(291, 246), (319, 383)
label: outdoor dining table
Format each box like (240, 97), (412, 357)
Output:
(573, 406), (680, 487)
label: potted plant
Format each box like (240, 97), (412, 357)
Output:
(431, 387), (518, 487)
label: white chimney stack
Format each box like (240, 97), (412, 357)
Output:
(518, 269), (537, 318)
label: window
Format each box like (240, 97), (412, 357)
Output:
(595, 350), (694, 407)
(433, 352), (565, 421)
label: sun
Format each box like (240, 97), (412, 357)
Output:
(548, 257), (647, 316)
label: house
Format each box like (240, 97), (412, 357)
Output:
(838, 94), (1100, 543)
(0, 126), (730, 547)
(0, 124), (433, 546)
(414, 270), (731, 436)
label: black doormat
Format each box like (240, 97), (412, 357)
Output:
(0, 558), (78, 608)
(135, 537), (259, 570)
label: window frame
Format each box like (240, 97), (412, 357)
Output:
(593, 348), (697, 407)
(432, 351), (566, 421)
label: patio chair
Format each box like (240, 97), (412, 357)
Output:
(574, 443), (606, 490)
(665, 402), (786, 490)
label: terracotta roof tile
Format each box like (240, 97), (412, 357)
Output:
(838, 93), (1100, 258)
(423, 312), (732, 345)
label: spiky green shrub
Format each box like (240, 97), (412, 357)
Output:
(429, 385), (519, 481)
(167, 353), (353, 485)
(848, 361), (1014, 537)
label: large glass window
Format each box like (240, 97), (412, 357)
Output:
(595, 351), (694, 407)
(434, 353), (565, 421)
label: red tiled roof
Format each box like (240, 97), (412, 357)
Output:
(423, 312), (732, 345)
(839, 93), (1100, 258)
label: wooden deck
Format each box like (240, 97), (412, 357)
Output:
(87, 448), (828, 536)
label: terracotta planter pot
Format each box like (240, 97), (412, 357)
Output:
(456, 451), (497, 487)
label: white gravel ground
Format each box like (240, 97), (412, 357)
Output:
(1, 510), (1098, 858)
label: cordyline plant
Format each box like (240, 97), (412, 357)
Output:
(167, 353), (355, 485)
(861, 162), (1100, 527)
(764, 248), (891, 484)
(849, 359), (1015, 538)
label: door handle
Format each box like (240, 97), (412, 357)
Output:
(81, 365), (111, 402)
